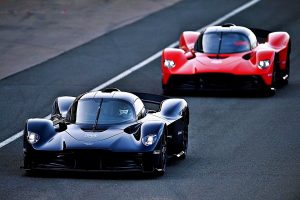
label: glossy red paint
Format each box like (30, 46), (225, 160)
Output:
(161, 25), (290, 93)
(179, 31), (200, 51)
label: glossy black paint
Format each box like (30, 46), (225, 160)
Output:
(23, 90), (189, 174)
(51, 96), (76, 118)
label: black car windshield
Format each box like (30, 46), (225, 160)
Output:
(76, 98), (135, 125)
(200, 32), (251, 54)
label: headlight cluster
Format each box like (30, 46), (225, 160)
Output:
(142, 134), (157, 146)
(258, 59), (270, 69)
(164, 59), (175, 69)
(27, 131), (40, 144)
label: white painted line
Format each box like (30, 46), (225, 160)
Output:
(92, 0), (261, 92)
(0, 114), (51, 149)
(0, 0), (261, 149)
(199, 0), (262, 32)
(91, 49), (173, 92)
(0, 131), (23, 149)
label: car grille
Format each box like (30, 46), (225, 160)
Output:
(30, 150), (147, 171)
(167, 73), (265, 90)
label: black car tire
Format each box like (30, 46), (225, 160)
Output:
(281, 39), (291, 85)
(154, 132), (167, 176)
(178, 125), (188, 160)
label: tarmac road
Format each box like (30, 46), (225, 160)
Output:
(0, 0), (300, 199)
(0, 0), (180, 79)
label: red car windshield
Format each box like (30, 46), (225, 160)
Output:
(198, 32), (251, 54)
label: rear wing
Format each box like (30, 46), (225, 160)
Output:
(100, 88), (170, 112)
(133, 92), (188, 120)
(250, 28), (272, 43)
(132, 92), (169, 111)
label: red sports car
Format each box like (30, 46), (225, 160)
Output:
(161, 24), (291, 95)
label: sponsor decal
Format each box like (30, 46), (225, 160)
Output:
(84, 133), (98, 138)
(211, 59), (223, 64)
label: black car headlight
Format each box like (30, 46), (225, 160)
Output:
(142, 134), (157, 146)
(27, 131), (40, 144)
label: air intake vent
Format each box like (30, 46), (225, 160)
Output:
(102, 88), (120, 93)
(222, 23), (236, 27)
(208, 55), (229, 59)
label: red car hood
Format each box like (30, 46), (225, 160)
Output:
(176, 53), (257, 75)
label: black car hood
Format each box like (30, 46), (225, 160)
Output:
(66, 124), (124, 143)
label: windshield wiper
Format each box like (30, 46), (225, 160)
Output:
(216, 32), (223, 59)
(92, 99), (103, 131)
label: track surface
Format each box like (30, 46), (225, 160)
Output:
(1, 0), (300, 199)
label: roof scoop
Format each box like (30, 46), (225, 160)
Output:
(222, 23), (236, 27)
(101, 88), (121, 93)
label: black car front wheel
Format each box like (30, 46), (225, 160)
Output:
(154, 133), (167, 176)
(178, 125), (188, 160)
(23, 155), (32, 169)
(23, 155), (37, 176)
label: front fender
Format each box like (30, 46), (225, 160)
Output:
(162, 48), (187, 85)
(140, 121), (165, 151)
(256, 50), (276, 86)
(256, 50), (276, 65)
(24, 118), (58, 150)
(162, 48), (187, 69)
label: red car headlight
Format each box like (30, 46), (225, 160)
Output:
(164, 59), (175, 69)
(258, 59), (270, 69)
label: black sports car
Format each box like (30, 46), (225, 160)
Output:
(23, 88), (189, 175)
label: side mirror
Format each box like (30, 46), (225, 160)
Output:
(185, 50), (196, 60)
(51, 96), (75, 120)
(53, 120), (67, 132)
(51, 113), (63, 121)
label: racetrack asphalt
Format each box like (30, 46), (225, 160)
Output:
(0, 0), (180, 80)
(0, 0), (300, 199)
